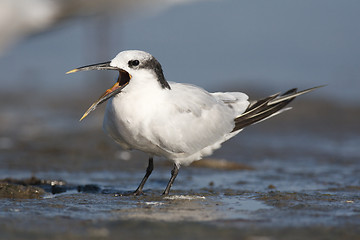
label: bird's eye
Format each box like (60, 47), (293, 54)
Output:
(128, 60), (140, 67)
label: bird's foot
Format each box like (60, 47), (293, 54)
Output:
(132, 190), (145, 196)
(115, 190), (145, 196)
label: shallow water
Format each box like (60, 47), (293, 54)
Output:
(1, 95), (360, 239)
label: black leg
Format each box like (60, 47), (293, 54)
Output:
(133, 157), (154, 196)
(162, 163), (180, 196)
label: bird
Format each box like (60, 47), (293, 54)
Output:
(67, 50), (322, 196)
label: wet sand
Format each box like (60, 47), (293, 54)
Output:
(1, 92), (360, 239)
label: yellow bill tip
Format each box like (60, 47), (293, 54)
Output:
(79, 102), (98, 121)
(79, 112), (89, 121)
(66, 69), (79, 74)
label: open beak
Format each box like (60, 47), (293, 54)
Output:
(66, 61), (131, 121)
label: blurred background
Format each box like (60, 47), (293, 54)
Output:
(1, 0), (360, 101)
(1, 1), (360, 238)
(1, 0), (360, 179)
(1, 0), (359, 173)
(1, 0), (359, 139)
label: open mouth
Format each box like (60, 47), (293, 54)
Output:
(66, 63), (131, 121)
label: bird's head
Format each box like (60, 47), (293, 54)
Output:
(67, 50), (170, 121)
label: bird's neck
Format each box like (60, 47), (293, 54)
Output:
(121, 75), (168, 97)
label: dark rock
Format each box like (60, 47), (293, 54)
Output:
(0, 182), (45, 199)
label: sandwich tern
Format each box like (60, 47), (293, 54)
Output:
(67, 50), (322, 195)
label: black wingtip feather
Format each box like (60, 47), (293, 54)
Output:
(232, 87), (312, 132)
